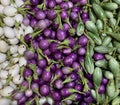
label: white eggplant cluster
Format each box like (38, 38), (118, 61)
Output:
(0, 0), (33, 104)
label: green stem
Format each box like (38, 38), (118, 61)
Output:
(27, 11), (34, 15)
(72, 45), (80, 51)
(62, 102), (67, 105)
(37, 4), (44, 9)
(80, 62), (88, 74)
(62, 94), (75, 102)
(78, 70), (85, 84)
(6, 50), (11, 60)
(43, 0), (46, 10)
(17, 7), (29, 15)
(10, 0), (15, 4)
(77, 70), (90, 92)
(60, 39), (70, 45)
(83, 81), (90, 92)
(46, 62), (54, 71)
(58, 14), (63, 29)
(22, 0), (30, 6)
(58, 45), (70, 49)
(25, 97), (35, 105)
(32, 30), (43, 38)
(0, 14), (5, 18)
(29, 64), (37, 73)
(69, 28), (76, 36)
(15, 21), (20, 29)
(95, 88), (99, 105)
(37, 48), (51, 64)
(50, 75), (58, 86)
(37, 48), (44, 57)
(48, 39), (60, 43)
(35, 97), (40, 105)
(62, 78), (71, 84)
(29, 44), (35, 52)
(26, 77), (32, 89)
(78, 13), (84, 25)
(69, 88), (85, 94)
(20, 35), (29, 48)
(20, 66), (25, 76)
(65, 18), (72, 27)
(0, 18), (5, 27)
(34, 89), (42, 97)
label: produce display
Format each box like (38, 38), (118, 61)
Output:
(0, 0), (120, 105)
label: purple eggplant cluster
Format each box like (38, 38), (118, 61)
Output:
(12, 0), (109, 105)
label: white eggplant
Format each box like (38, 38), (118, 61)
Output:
(0, 98), (11, 105)
(0, 70), (8, 79)
(0, 0), (10, 6)
(13, 74), (23, 84)
(0, 40), (9, 53)
(3, 6), (17, 16)
(4, 26), (15, 38)
(0, 86), (14, 96)
(3, 16), (15, 27)
(0, 53), (6, 63)
(9, 64), (20, 76)
(19, 57), (27, 67)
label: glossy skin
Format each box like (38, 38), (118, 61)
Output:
(56, 29), (67, 41)
(39, 40), (49, 50)
(52, 91), (62, 101)
(40, 84), (50, 96)
(42, 70), (52, 82)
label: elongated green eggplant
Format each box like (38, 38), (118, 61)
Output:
(107, 80), (116, 97)
(102, 3), (118, 11)
(93, 67), (102, 87)
(94, 46), (115, 53)
(85, 21), (98, 34)
(89, 9), (97, 23)
(76, 15), (84, 36)
(92, 3), (106, 20)
(102, 36), (112, 46)
(109, 18), (116, 27)
(104, 71), (114, 80)
(76, 22), (84, 36)
(88, 43), (94, 57)
(84, 53), (94, 74)
(84, 43), (94, 74)
(95, 60), (108, 69)
(91, 89), (97, 100)
(109, 57), (120, 77)
(96, 19), (103, 30)
(87, 32), (102, 45)
(105, 11), (114, 18)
